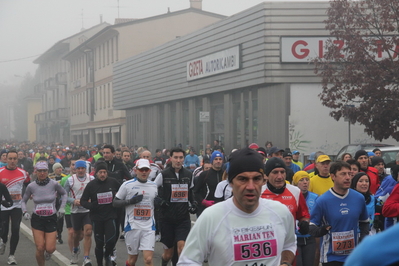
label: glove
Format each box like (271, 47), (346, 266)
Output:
(373, 215), (383, 231)
(154, 197), (169, 208)
(57, 209), (65, 220)
(201, 199), (215, 208)
(188, 201), (198, 214)
(319, 225), (331, 236)
(128, 192), (143, 205)
(23, 212), (31, 220)
(298, 220), (310, 235)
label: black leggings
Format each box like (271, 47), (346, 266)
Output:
(0, 208), (22, 255)
(92, 219), (117, 266)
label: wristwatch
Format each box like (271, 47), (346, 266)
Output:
(281, 262), (292, 266)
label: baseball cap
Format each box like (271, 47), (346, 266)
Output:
(248, 143), (259, 149)
(316, 155), (331, 163)
(268, 147), (284, 155)
(283, 151), (293, 158)
(292, 150), (300, 155)
(136, 159), (150, 169)
(308, 152), (316, 161)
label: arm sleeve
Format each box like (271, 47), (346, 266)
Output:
(21, 185), (32, 213)
(112, 197), (130, 208)
(281, 209), (297, 255)
(296, 192), (310, 221)
(154, 173), (163, 187)
(0, 183), (13, 208)
(193, 172), (207, 203)
(382, 184), (399, 217)
(80, 183), (95, 210)
(214, 182), (225, 203)
(55, 182), (67, 211)
(63, 178), (75, 204)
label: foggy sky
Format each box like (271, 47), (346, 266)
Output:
(0, 0), (325, 86)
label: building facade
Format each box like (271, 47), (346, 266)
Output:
(63, 1), (225, 146)
(113, 1), (398, 155)
(33, 23), (109, 144)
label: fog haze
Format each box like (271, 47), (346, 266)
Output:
(0, 0), (326, 85)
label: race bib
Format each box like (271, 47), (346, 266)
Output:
(9, 188), (21, 202)
(97, 192), (113, 205)
(170, 184), (188, 202)
(132, 200), (152, 220)
(233, 224), (277, 262)
(332, 230), (355, 255)
(35, 203), (54, 216)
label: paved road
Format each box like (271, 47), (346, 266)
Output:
(17, 200), (202, 266)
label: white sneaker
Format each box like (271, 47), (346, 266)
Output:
(44, 250), (52, 261)
(70, 247), (80, 264)
(82, 257), (92, 266)
(0, 239), (5, 255)
(7, 255), (17, 265)
(155, 234), (161, 242)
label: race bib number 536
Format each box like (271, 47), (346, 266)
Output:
(233, 224), (277, 262)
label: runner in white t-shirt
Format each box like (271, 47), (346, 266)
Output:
(178, 147), (296, 266)
(113, 159), (158, 266)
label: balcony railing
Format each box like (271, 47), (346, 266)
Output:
(35, 108), (69, 123)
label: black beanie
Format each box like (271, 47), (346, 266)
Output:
(264, 157), (287, 176)
(350, 172), (368, 190)
(228, 147), (264, 182)
(95, 162), (108, 176)
(354, 150), (368, 160)
(371, 156), (384, 167)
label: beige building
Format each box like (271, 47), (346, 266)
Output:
(63, 0), (225, 146)
(33, 23), (110, 144)
(25, 95), (41, 142)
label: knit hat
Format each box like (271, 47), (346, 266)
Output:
(228, 147), (264, 182)
(52, 163), (63, 172)
(95, 161), (108, 176)
(264, 157), (287, 176)
(371, 156), (384, 167)
(0, 149), (7, 157)
(355, 150), (368, 160)
(210, 151), (224, 164)
(35, 161), (48, 170)
(292, 171), (310, 185)
(75, 160), (87, 169)
(283, 151), (293, 158)
(350, 172), (369, 190)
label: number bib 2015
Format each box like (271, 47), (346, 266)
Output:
(170, 184), (188, 202)
(332, 230), (355, 255)
(97, 192), (113, 205)
(233, 224), (277, 262)
(36, 203), (54, 216)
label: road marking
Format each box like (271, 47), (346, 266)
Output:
(20, 222), (72, 265)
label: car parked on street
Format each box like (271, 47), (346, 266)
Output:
(336, 143), (394, 161)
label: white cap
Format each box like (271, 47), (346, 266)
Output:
(136, 159), (150, 169)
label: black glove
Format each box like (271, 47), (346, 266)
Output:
(298, 220), (309, 235)
(188, 201), (198, 214)
(309, 224), (331, 237)
(154, 197), (169, 208)
(373, 215), (383, 231)
(128, 193), (143, 205)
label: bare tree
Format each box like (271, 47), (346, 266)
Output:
(314, 0), (399, 141)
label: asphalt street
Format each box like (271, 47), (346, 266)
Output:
(14, 200), (201, 266)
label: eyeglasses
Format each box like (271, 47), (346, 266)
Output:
(137, 168), (150, 172)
